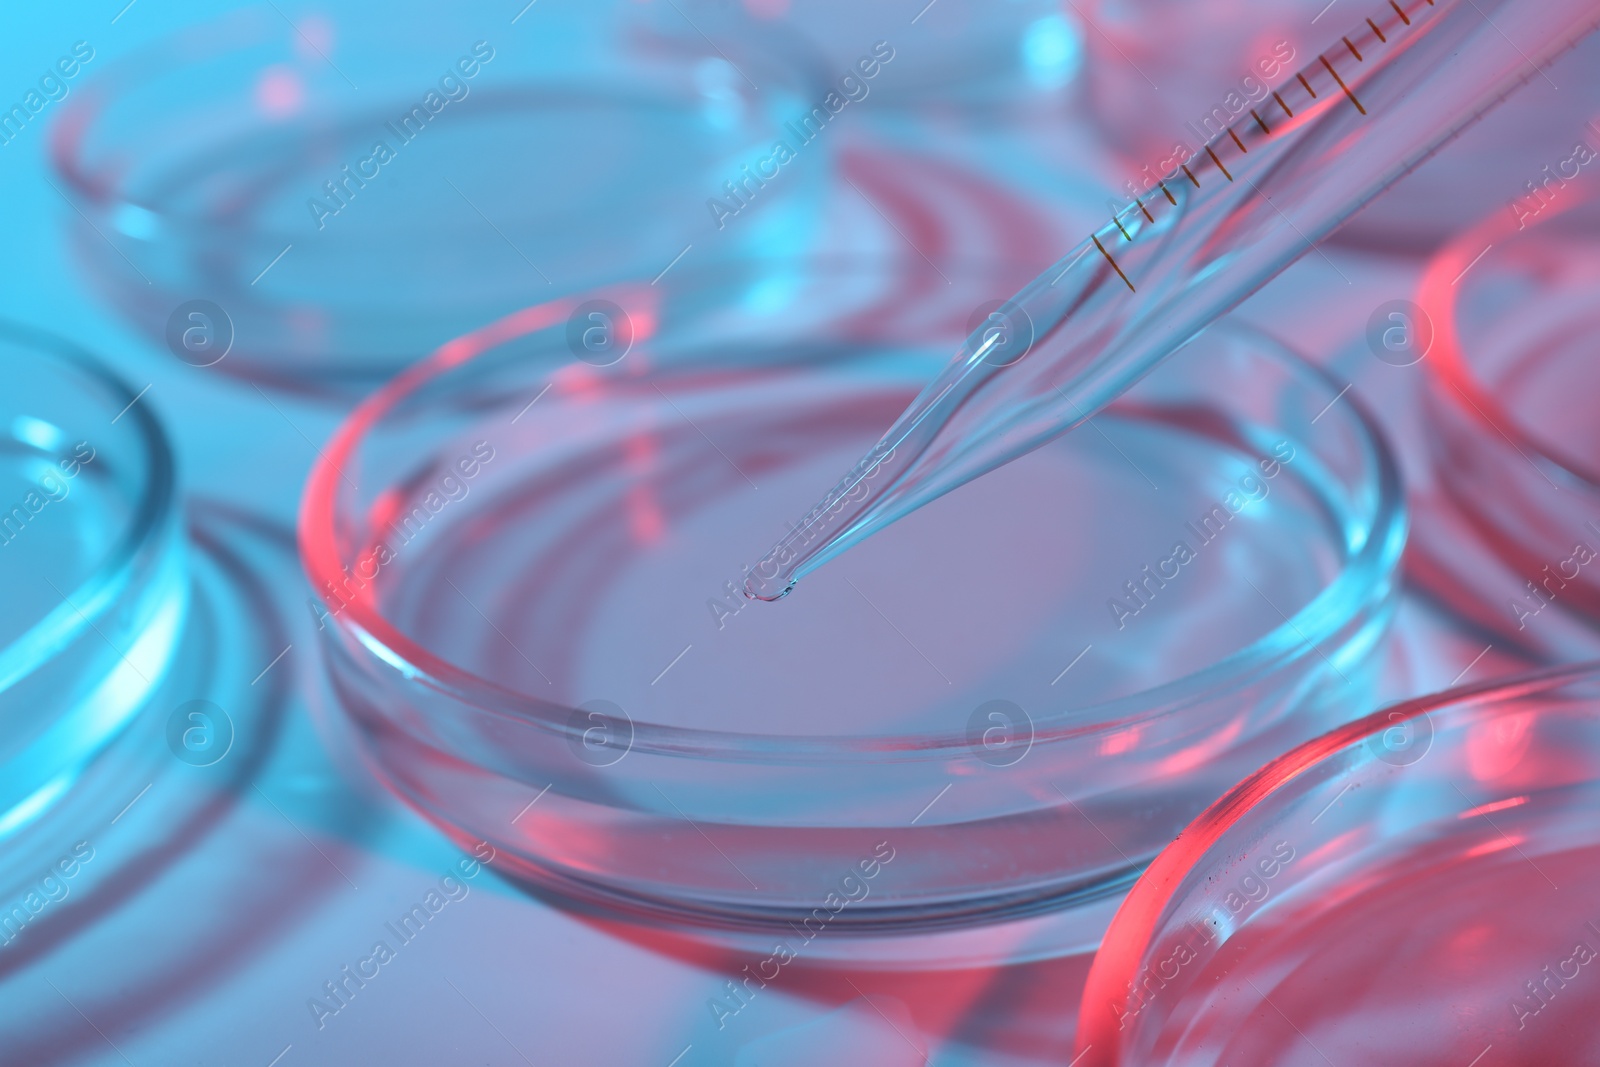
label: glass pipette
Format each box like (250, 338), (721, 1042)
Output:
(743, 0), (1600, 601)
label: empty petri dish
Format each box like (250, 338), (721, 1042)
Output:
(0, 321), (186, 842)
(1078, 660), (1600, 1066)
(1079, 0), (1600, 252)
(52, 4), (830, 391)
(301, 282), (1404, 960)
(1410, 175), (1600, 660)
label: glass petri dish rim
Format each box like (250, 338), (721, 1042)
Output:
(299, 295), (1406, 763)
(48, 7), (836, 393)
(48, 6), (831, 244)
(1074, 658), (1600, 1063)
(0, 318), (178, 694)
(1418, 175), (1600, 491)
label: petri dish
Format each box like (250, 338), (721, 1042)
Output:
(673, 0), (1106, 250)
(51, 4), (830, 392)
(1410, 175), (1600, 660)
(0, 321), (186, 844)
(0, 501), (288, 968)
(656, 0), (1087, 110)
(1078, 660), (1600, 1066)
(1079, 0), (1600, 253)
(0, 501), (348, 1062)
(301, 278), (1404, 960)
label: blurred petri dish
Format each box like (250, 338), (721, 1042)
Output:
(0, 321), (186, 844)
(661, 0), (1109, 243)
(1078, 661), (1600, 1066)
(0, 502), (356, 1065)
(301, 282), (1404, 961)
(658, 0), (1087, 110)
(1079, 0), (1600, 253)
(51, 5), (830, 392)
(1410, 175), (1600, 660)
(759, 137), (1088, 342)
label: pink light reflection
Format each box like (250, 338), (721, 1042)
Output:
(254, 65), (304, 120)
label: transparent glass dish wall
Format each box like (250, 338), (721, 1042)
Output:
(652, 0), (1087, 109)
(52, 1), (831, 390)
(301, 271), (1404, 954)
(0, 322), (185, 843)
(1411, 177), (1600, 660)
(1080, 661), (1600, 1065)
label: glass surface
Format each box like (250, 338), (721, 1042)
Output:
(1412, 176), (1600, 659)
(663, 0), (1086, 110)
(0, 322), (186, 844)
(52, 3), (830, 391)
(742, 0), (1597, 601)
(1079, 661), (1600, 1066)
(300, 267), (1404, 956)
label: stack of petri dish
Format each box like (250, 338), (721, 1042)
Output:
(301, 260), (1405, 963)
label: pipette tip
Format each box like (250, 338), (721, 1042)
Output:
(739, 440), (902, 605)
(742, 578), (793, 603)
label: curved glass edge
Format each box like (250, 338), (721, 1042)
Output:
(1420, 174), (1600, 494)
(0, 319), (187, 836)
(1074, 660), (1600, 1065)
(45, 7), (838, 393)
(301, 295), (1405, 762)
